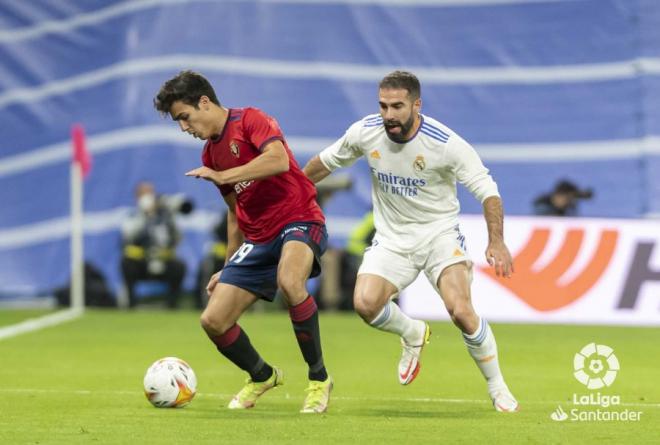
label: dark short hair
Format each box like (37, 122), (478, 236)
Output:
(554, 179), (594, 199)
(555, 180), (579, 195)
(154, 70), (220, 114)
(379, 70), (421, 100)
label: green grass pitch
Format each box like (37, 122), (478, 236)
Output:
(0, 309), (658, 444)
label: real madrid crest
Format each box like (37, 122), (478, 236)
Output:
(413, 155), (426, 172)
(230, 141), (240, 158)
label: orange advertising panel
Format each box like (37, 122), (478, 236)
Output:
(400, 216), (660, 325)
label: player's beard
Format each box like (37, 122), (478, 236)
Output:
(384, 111), (415, 143)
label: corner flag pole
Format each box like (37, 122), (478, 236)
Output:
(70, 124), (91, 311)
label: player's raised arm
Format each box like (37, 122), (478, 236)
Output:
(303, 155), (332, 183)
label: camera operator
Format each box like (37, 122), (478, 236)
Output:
(120, 181), (190, 308)
(533, 179), (594, 217)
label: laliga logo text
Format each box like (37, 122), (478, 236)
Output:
(550, 343), (642, 422)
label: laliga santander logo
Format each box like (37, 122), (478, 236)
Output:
(480, 228), (618, 311)
(573, 343), (619, 389)
(548, 343), (641, 423)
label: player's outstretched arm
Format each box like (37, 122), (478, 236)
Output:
(223, 140), (289, 183)
(483, 196), (514, 278)
(186, 141), (289, 185)
(303, 155), (332, 183)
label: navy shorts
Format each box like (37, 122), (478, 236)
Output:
(218, 222), (328, 301)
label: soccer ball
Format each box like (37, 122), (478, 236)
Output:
(143, 357), (197, 408)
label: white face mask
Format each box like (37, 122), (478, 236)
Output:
(138, 193), (156, 212)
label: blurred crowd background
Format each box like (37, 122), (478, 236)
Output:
(1, 0), (659, 309)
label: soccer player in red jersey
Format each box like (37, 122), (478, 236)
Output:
(154, 71), (332, 413)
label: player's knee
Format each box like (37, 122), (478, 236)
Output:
(199, 311), (215, 333)
(353, 293), (379, 322)
(199, 311), (231, 336)
(277, 275), (306, 302)
(447, 301), (475, 326)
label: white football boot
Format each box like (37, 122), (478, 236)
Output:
(398, 321), (431, 385)
(490, 386), (519, 412)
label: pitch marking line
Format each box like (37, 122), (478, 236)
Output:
(0, 388), (658, 408)
(0, 308), (83, 341)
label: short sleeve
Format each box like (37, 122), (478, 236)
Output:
(242, 108), (284, 151)
(446, 135), (500, 203)
(319, 121), (364, 171)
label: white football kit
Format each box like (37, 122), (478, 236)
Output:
(319, 113), (500, 290)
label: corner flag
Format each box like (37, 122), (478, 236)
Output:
(70, 123), (90, 311)
(71, 123), (91, 178)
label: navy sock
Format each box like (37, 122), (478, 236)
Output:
(289, 296), (328, 382)
(210, 324), (273, 382)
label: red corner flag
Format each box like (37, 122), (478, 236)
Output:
(71, 123), (91, 178)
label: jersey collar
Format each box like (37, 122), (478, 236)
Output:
(211, 108), (233, 143)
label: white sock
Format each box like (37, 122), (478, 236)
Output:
(370, 301), (425, 345)
(463, 318), (506, 393)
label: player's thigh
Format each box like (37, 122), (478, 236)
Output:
(277, 222), (327, 279)
(200, 282), (259, 335)
(354, 273), (399, 312)
(355, 245), (418, 309)
(436, 262), (474, 315)
(424, 228), (473, 297)
(220, 241), (279, 301)
(276, 222), (328, 305)
(277, 241), (314, 287)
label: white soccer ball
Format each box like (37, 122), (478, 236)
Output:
(143, 357), (197, 408)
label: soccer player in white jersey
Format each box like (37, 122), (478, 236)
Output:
(303, 71), (518, 412)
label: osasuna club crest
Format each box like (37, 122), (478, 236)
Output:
(230, 141), (240, 157)
(413, 155), (426, 172)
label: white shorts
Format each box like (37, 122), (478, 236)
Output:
(357, 226), (472, 293)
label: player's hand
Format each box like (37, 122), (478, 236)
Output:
(185, 166), (224, 184)
(485, 239), (514, 278)
(206, 271), (221, 298)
